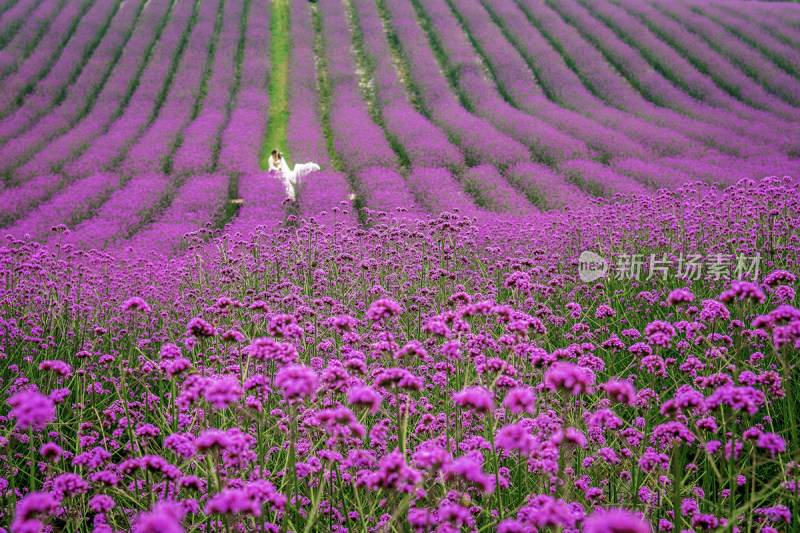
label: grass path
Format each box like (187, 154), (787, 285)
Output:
(260, 0), (290, 169)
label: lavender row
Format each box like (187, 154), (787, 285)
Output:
(730, 3), (800, 51)
(118, 0), (222, 176)
(63, 0), (198, 176)
(285, 0), (329, 168)
(584, 0), (800, 151)
(406, 166), (482, 218)
(14, 0), (172, 180)
(461, 164), (536, 215)
(172, 0), (245, 175)
(483, 0), (704, 160)
(610, 158), (696, 190)
(559, 159), (650, 198)
(505, 162), (590, 211)
(758, 2), (800, 29)
(382, 0), (530, 169)
(0, 0), (42, 49)
(697, 3), (800, 81)
(542, 0), (779, 159)
(0, 0), (141, 174)
(0, 173), (64, 227)
(298, 170), (358, 228)
(413, 0), (592, 166)
(0, 0), (120, 143)
(5, 172), (122, 241)
(513, 0), (743, 158)
(349, 0), (467, 172)
(0, 0), (62, 80)
(659, 156), (748, 185)
(657, 1), (800, 110)
(658, 155), (800, 186)
(218, 0), (270, 175)
(580, 0), (798, 153)
(222, 173), (287, 238)
(316, 0), (399, 174)
(349, 0), (406, 106)
(616, 0), (800, 124)
(555, 0), (785, 152)
(120, 173), (230, 255)
(448, 0), (649, 163)
(380, 105), (466, 171)
(0, 0), (91, 117)
(479, 0), (701, 159)
(56, 173), (170, 250)
(416, 0), (591, 164)
(355, 166), (423, 215)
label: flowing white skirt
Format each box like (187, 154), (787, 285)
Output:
(278, 162), (320, 200)
(288, 162), (321, 182)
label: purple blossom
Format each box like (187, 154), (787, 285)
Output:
(205, 488), (261, 516)
(374, 367), (423, 392)
(757, 433), (786, 457)
(365, 450), (423, 493)
(719, 281), (766, 305)
(347, 385), (382, 414)
(667, 288), (695, 305)
(545, 362), (595, 395)
(502, 386), (538, 414)
(600, 379), (636, 406)
(366, 298), (404, 322)
(551, 427), (588, 448)
(203, 378), (243, 410)
(275, 364), (318, 402)
(583, 508), (651, 533)
(453, 386), (494, 413)
(444, 455), (496, 494)
(7, 391), (56, 431)
(132, 502), (185, 533)
(186, 317), (216, 337)
(247, 337), (298, 364)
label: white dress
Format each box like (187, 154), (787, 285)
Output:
(269, 157), (321, 200)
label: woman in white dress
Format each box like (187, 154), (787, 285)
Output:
(268, 149), (321, 200)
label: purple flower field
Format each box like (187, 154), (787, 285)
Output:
(1, 0), (799, 531)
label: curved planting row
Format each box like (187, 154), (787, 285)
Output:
(285, 0), (329, 168)
(0, 0), (144, 175)
(349, 0), (466, 173)
(217, 0), (270, 175)
(0, 0), (65, 81)
(0, 0), (92, 117)
(116, 0), (222, 176)
(315, 0), (398, 175)
(616, 0), (800, 124)
(381, 0), (531, 170)
(61, 0), (197, 177)
(0, 0), (122, 144)
(171, 0), (245, 176)
(11, 0), (173, 181)
(1, 0), (800, 252)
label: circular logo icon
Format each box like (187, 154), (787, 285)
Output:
(578, 251), (608, 282)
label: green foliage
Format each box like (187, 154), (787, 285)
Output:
(260, 0), (291, 170)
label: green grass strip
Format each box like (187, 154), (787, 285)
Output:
(260, 0), (290, 169)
